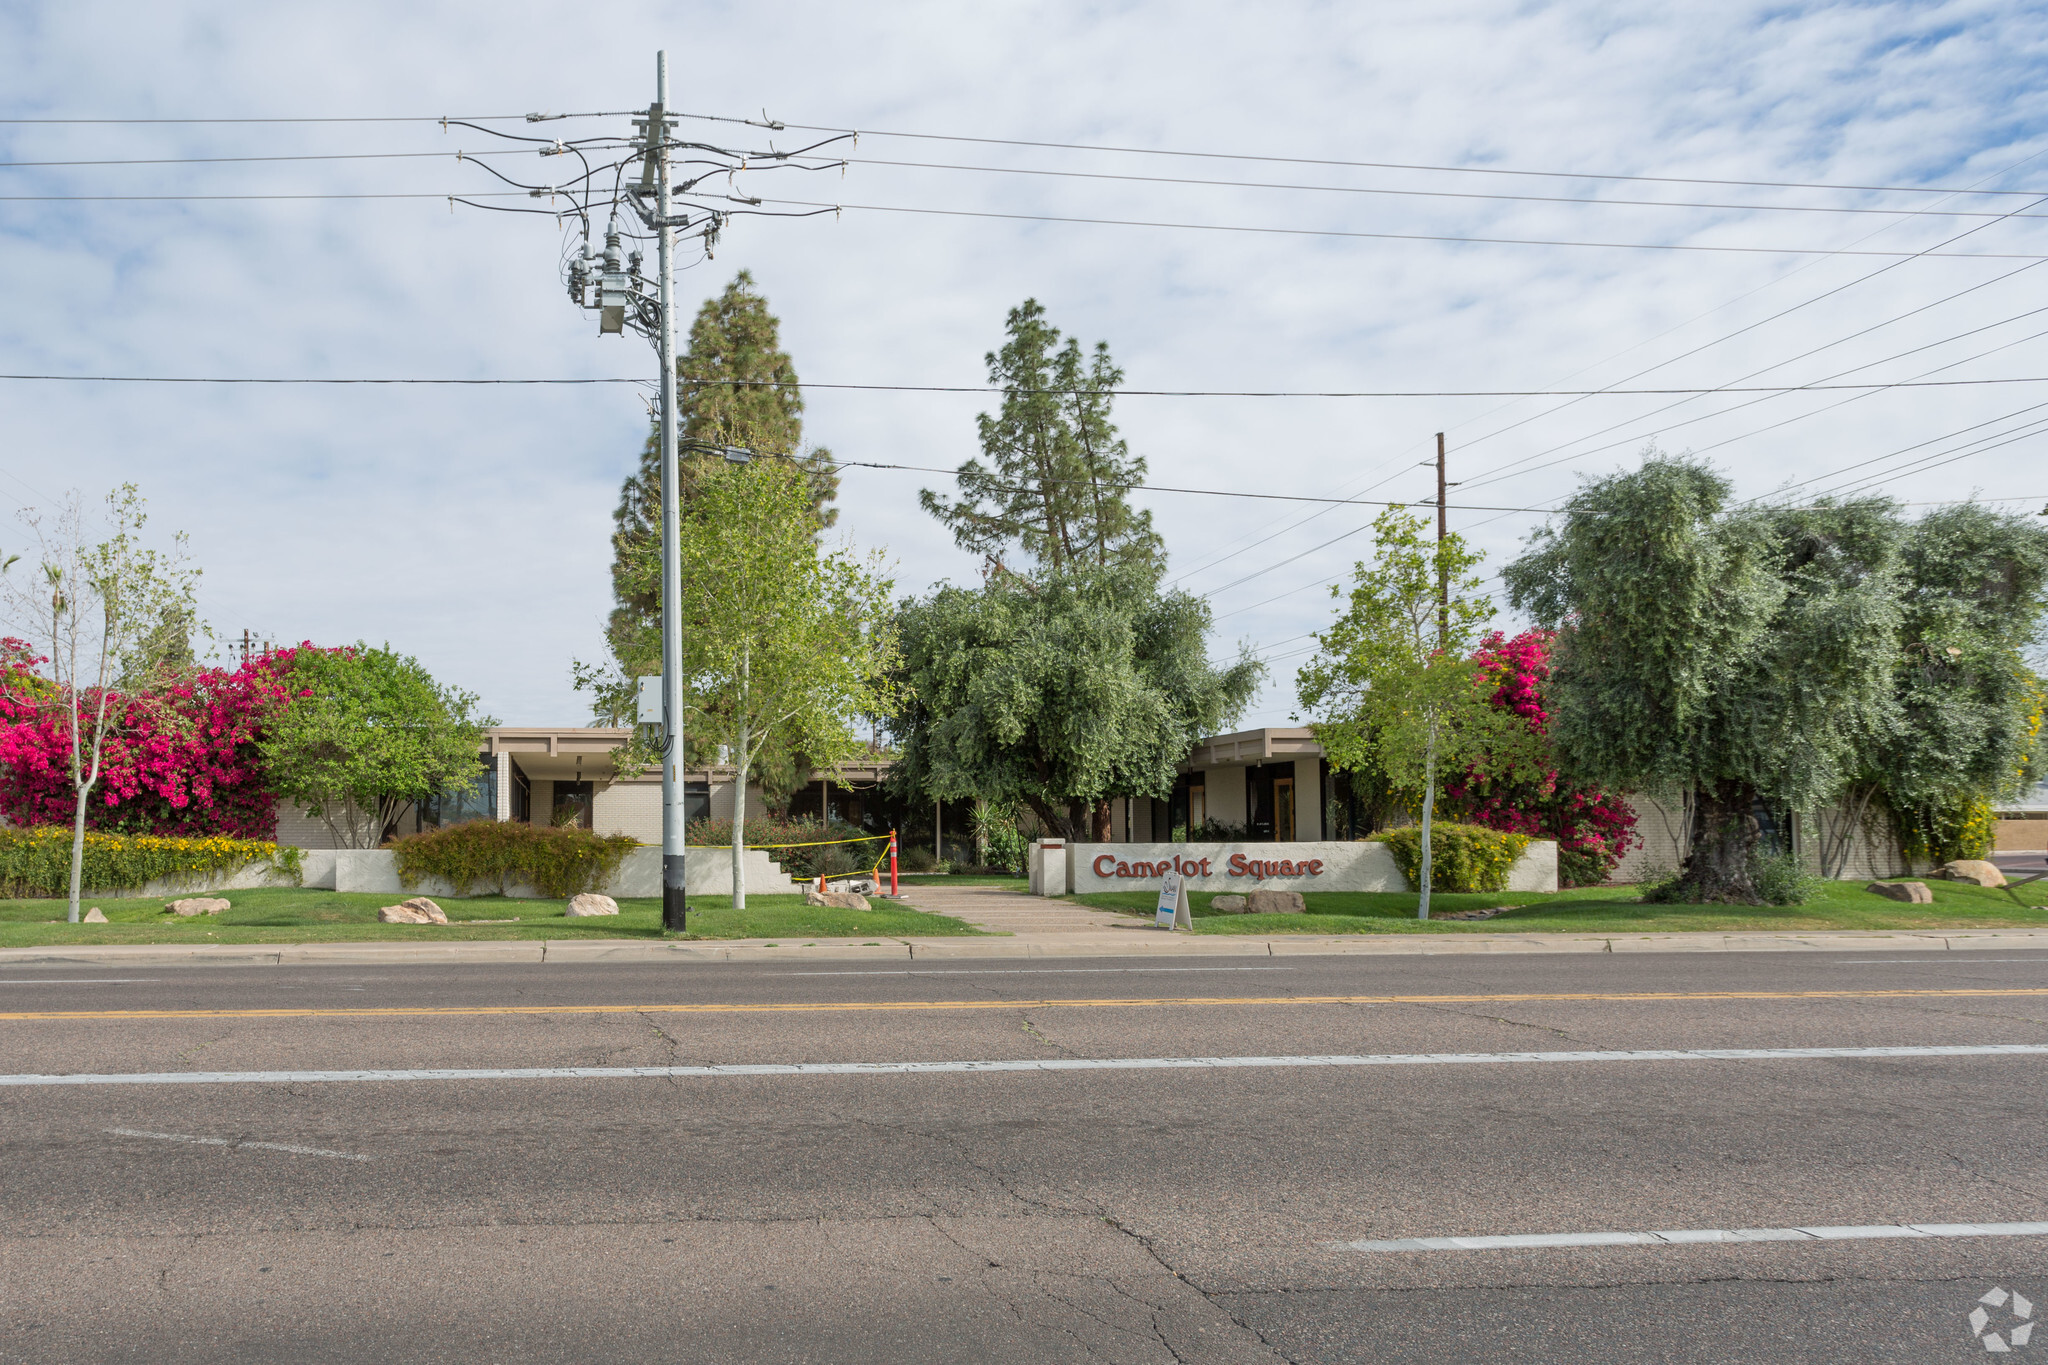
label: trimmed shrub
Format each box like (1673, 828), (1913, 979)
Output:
(1371, 821), (1532, 894)
(0, 827), (299, 898)
(390, 821), (636, 898)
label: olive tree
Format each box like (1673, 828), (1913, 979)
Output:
(1505, 456), (1907, 902)
(891, 564), (1260, 841)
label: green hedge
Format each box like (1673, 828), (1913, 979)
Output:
(0, 827), (300, 898)
(1371, 822), (1532, 894)
(390, 821), (637, 898)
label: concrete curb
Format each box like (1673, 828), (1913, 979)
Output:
(2, 927), (2046, 968)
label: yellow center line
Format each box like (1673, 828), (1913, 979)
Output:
(5, 987), (2048, 1022)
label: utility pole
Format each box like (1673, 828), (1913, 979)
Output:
(530, 52), (849, 931)
(647, 55), (688, 932)
(1435, 432), (1448, 649)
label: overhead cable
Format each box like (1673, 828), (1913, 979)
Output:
(756, 197), (2048, 259)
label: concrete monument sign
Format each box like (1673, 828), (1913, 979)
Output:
(1035, 839), (1558, 896)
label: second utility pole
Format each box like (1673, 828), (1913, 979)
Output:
(651, 53), (688, 932)
(1435, 431), (1448, 649)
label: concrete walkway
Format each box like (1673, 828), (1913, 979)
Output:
(887, 881), (1154, 936)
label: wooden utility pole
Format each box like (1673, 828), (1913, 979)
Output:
(1435, 431), (1448, 649)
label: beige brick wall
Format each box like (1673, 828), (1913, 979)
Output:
(594, 779), (661, 843)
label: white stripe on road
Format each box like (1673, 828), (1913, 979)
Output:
(4, 1042), (2045, 1087)
(1347, 1221), (2048, 1252)
(104, 1127), (372, 1161)
(0, 979), (157, 985)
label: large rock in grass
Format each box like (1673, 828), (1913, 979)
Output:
(378, 897), (448, 924)
(1866, 881), (1934, 904)
(1244, 889), (1307, 914)
(805, 886), (869, 910)
(165, 897), (230, 917)
(1210, 895), (1249, 914)
(83, 908), (107, 923)
(565, 893), (619, 917)
(1936, 860), (2006, 888)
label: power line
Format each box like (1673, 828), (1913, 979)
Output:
(15, 108), (2042, 200)
(790, 155), (2048, 220)
(19, 144), (2048, 222)
(757, 197), (2048, 259)
(6, 373), (2048, 395)
(688, 113), (2048, 199)
(0, 114), (548, 125)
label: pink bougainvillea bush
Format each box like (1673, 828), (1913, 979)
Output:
(1443, 629), (1638, 887)
(0, 642), (315, 840)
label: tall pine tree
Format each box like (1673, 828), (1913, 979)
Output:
(920, 299), (1162, 576)
(607, 270), (839, 673)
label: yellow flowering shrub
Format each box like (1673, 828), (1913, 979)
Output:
(0, 828), (299, 897)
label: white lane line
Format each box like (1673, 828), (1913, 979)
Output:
(1838, 960), (2048, 964)
(1346, 1221), (2048, 1252)
(0, 979), (158, 985)
(778, 967), (1296, 976)
(104, 1127), (372, 1161)
(6, 1042), (2046, 1087)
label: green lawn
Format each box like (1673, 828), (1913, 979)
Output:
(1070, 879), (2048, 934)
(0, 886), (990, 947)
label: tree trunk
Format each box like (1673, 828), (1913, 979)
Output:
(1023, 795), (1074, 842)
(67, 785), (89, 924)
(1676, 779), (1763, 903)
(1091, 798), (1113, 843)
(1417, 728), (1437, 921)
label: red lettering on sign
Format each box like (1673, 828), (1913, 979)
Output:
(1200, 857), (1212, 876)
(1228, 854), (1246, 876)
(1093, 855), (1117, 876)
(1308, 859), (1324, 875)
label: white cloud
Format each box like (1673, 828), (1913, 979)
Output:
(2, 0), (2045, 726)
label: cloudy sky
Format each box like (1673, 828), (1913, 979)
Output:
(3, 1), (2045, 728)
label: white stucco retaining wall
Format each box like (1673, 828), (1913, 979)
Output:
(1054, 839), (1559, 896)
(323, 846), (797, 898)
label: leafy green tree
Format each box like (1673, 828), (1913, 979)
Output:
(1875, 503), (2048, 860)
(1296, 506), (1515, 919)
(1505, 456), (1909, 902)
(261, 645), (493, 849)
(891, 564), (1260, 841)
(645, 459), (896, 909)
(1, 486), (199, 921)
(920, 299), (1162, 576)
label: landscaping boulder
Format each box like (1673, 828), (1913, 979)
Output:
(83, 908), (107, 923)
(1210, 895), (1249, 914)
(1936, 860), (2006, 888)
(1245, 889), (1307, 914)
(378, 897), (448, 925)
(823, 890), (870, 910)
(565, 893), (620, 917)
(1866, 881), (1934, 904)
(165, 897), (231, 917)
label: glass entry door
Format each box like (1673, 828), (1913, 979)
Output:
(1273, 777), (1295, 842)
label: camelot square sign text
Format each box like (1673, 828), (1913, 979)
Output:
(1029, 840), (1559, 897)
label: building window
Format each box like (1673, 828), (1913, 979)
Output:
(552, 779), (595, 830)
(685, 780), (711, 824)
(510, 764), (531, 823)
(418, 761), (497, 832)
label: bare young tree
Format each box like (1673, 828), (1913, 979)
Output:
(1, 487), (199, 921)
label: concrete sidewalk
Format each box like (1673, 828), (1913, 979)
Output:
(3, 926), (2047, 968)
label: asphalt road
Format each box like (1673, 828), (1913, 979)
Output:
(3, 950), (2046, 1363)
